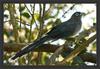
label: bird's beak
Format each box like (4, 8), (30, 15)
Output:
(81, 12), (86, 16)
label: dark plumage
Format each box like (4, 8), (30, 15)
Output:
(11, 12), (84, 60)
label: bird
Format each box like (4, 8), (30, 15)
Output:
(11, 12), (84, 60)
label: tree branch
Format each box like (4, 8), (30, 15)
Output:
(58, 34), (96, 65)
(4, 43), (96, 63)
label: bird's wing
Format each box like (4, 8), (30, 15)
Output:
(47, 20), (77, 38)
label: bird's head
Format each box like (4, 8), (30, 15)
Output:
(71, 12), (85, 19)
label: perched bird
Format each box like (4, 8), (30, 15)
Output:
(11, 12), (84, 60)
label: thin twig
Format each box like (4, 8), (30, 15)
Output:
(62, 4), (75, 18)
(19, 4), (22, 30)
(32, 4), (39, 29)
(46, 46), (64, 65)
(24, 4), (32, 16)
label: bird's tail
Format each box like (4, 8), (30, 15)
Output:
(11, 36), (50, 60)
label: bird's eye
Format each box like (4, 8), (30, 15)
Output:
(75, 13), (80, 16)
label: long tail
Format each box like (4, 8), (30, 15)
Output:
(11, 36), (50, 60)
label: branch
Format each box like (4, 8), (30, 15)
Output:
(4, 43), (96, 63)
(3, 43), (58, 53)
(80, 53), (96, 63)
(58, 34), (96, 65)
(8, 4), (18, 42)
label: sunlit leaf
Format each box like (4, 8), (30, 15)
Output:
(34, 13), (39, 20)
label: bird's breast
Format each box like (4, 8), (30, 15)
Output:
(72, 22), (82, 35)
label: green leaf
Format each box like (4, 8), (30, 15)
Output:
(92, 42), (96, 51)
(22, 12), (30, 18)
(34, 13), (39, 20)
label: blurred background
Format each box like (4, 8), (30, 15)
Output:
(3, 3), (96, 66)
